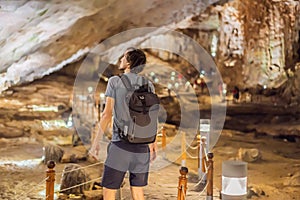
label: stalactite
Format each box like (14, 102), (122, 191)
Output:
(237, 0), (300, 89)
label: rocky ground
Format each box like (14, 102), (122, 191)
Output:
(0, 71), (300, 200)
(0, 128), (299, 200)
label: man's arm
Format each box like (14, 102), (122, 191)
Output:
(89, 96), (114, 158)
(149, 141), (158, 162)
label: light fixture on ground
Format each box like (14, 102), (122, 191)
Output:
(222, 160), (247, 200)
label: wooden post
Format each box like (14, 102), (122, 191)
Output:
(161, 126), (166, 157)
(206, 153), (214, 200)
(181, 132), (186, 167)
(46, 160), (56, 200)
(177, 167), (188, 200)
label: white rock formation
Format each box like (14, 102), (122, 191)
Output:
(0, 0), (227, 92)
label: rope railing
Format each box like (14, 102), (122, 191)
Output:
(194, 180), (209, 199)
(43, 159), (104, 200)
(186, 143), (198, 150)
(158, 128), (210, 175)
(15, 161), (102, 199)
(169, 127), (214, 200)
(176, 153), (214, 200)
(56, 177), (102, 193)
(55, 161), (103, 175)
(40, 128), (214, 200)
(16, 176), (49, 200)
(176, 154), (214, 200)
(185, 151), (198, 159)
(203, 145), (209, 162)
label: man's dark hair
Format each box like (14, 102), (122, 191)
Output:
(125, 47), (146, 73)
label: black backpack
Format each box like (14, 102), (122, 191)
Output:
(117, 74), (160, 144)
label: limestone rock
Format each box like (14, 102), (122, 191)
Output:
(247, 185), (266, 199)
(60, 164), (90, 195)
(284, 171), (300, 186)
(43, 144), (64, 164)
(61, 146), (88, 163)
(162, 123), (178, 137)
(0, 124), (24, 138)
(238, 148), (261, 162)
(84, 190), (103, 200)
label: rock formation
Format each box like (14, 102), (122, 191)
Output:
(0, 0), (229, 92)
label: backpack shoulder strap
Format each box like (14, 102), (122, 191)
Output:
(119, 74), (133, 91)
(140, 76), (152, 92)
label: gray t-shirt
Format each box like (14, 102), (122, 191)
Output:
(105, 72), (155, 142)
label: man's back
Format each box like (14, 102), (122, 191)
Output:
(105, 72), (155, 142)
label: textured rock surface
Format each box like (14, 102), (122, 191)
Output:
(240, 0), (299, 88)
(0, 0), (226, 92)
(238, 148), (262, 162)
(0, 0), (299, 102)
(60, 164), (90, 195)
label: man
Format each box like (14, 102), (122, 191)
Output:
(89, 47), (158, 200)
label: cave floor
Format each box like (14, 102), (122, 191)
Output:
(0, 73), (300, 199)
(0, 129), (299, 200)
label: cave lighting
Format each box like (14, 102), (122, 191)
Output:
(67, 114), (73, 127)
(222, 83), (227, 95)
(0, 158), (42, 168)
(87, 86), (93, 93)
(98, 73), (109, 82)
(99, 93), (105, 112)
(99, 93), (105, 101)
(222, 160), (247, 200)
(174, 82), (179, 88)
(211, 34), (218, 57)
(31, 105), (58, 112)
(41, 120), (68, 130)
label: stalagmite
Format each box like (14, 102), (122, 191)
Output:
(60, 164), (90, 195)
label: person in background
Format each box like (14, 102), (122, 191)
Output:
(232, 86), (240, 103)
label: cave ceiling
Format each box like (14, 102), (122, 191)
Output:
(0, 0), (299, 96)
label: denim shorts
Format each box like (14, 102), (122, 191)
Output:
(101, 141), (150, 189)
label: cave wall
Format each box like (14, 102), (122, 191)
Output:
(215, 0), (300, 90)
(240, 0), (299, 89)
(137, 0), (300, 97)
